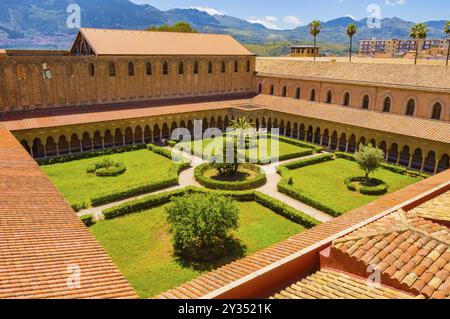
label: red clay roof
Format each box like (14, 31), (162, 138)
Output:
(73, 28), (254, 56)
(0, 128), (137, 299)
(0, 95), (252, 131)
(251, 95), (450, 144)
(156, 170), (450, 299)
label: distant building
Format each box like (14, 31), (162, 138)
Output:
(290, 45), (320, 57)
(359, 38), (448, 58)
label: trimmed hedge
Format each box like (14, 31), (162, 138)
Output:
(195, 163), (267, 191)
(38, 144), (147, 165)
(95, 163), (127, 177)
(102, 186), (320, 229)
(81, 214), (95, 227)
(344, 176), (388, 195)
(279, 153), (335, 172)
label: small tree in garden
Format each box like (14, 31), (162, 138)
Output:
(166, 193), (239, 263)
(354, 144), (385, 183)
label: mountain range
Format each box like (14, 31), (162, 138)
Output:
(0, 0), (447, 54)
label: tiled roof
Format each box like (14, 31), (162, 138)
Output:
(256, 57), (450, 92)
(156, 170), (450, 299)
(271, 269), (413, 299)
(251, 95), (450, 144)
(0, 129), (137, 299)
(333, 207), (450, 299)
(73, 28), (254, 56)
(409, 191), (450, 224)
(0, 95), (252, 132)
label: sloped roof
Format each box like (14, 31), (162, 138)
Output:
(256, 58), (450, 92)
(0, 129), (137, 298)
(333, 199), (450, 299)
(73, 28), (253, 56)
(271, 269), (412, 299)
(251, 95), (450, 144)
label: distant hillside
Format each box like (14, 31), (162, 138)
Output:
(0, 0), (447, 52)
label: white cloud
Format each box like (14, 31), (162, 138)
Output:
(246, 16), (280, 29)
(283, 15), (302, 26)
(189, 6), (225, 16)
(384, 0), (406, 6)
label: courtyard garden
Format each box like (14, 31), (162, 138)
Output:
(41, 145), (189, 210)
(278, 151), (423, 216)
(89, 188), (318, 298)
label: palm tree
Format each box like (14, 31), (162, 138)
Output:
(444, 21), (450, 66)
(308, 20), (321, 61)
(346, 23), (358, 62)
(409, 23), (428, 65)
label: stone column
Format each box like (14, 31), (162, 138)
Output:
(142, 131), (145, 144)
(43, 144), (47, 158)
(56, 144), (59, 156)
(408, 155), (413, 168)
(396, 153), (401, 165)
(345, 141), (349, 153)
(434, 160), (439, 174)
(80, 141), (83, 153)
(420, 157), (426, 173)
(122, 135), (125, 146)
(102, 137), (105, 149)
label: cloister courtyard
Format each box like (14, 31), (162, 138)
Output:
(37, 131), (426, 297)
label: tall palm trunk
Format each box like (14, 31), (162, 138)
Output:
(349, 37), (353, 62)
(446, 40), (450, 66)
(313, 36), (317, 61)
(414, 41), (419, 65)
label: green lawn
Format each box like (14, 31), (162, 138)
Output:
(41, 149), (175, 207)
(180, 137), (310, 163)
(90, 201), (303, 298)
(287, 158), (420, 213)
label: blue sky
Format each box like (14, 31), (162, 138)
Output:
(130, 0), (449, 30)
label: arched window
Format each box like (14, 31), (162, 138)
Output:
(221, 61), (226, 73)
(128, 62), (135, 76)
(406, 99), (415, 116)
(295, 87), (301, 99)
(246, 60), (251, 72)
(282, 86), (287, 97)
(88, 63), (95, 77)
(234, 61), (238, 73)
(326, 90), (332, 104)
(362, 95), (370, 109)
(162, 61), (169, 75)
(431, 102), (442, 120)
(146, 62), (152, 75)
(109, 62), (116, 77)
(383, 97), (391, 112)
(178, 61), (184, 74)
(270, 85), (274, 95)
(208, 61), (213, 74)
(194, 61), (199, 74)
(258, 83), (262, 94)
(343, 92), (350, 106)
(310, 89), (316, 101)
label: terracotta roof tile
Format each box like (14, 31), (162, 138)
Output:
(256, 58), (450, 92)
(251, 94), (450, 144)
(0, 129), (137, 299)
(271, 269), (413, 299)
(75, 28), (254, 56)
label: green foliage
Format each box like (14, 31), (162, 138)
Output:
(410, 22), (429, 40)
(147, 22), (197, 33)
(86, 158), (127, 177)
(346, 23), (357, 37)
(102, 186), (320, 229)
(166, 193), (239, 262)
(81, 214), (95, 227)
(38, 144), (146, 165)
(344, 177), (388, 195)
(354, 144), (385, 182)
(195, 163), (267, 191)
(309, 20), (322, 37)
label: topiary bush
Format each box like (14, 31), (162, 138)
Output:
(166, 193), (240, 262)
(344, 176), (388, 195)
(86, 158), (127, 177)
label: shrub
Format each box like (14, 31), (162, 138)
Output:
(344, 176), (388, 195)
(87, 158), (127, 177)
(354, 144), (385, 183)
(195, 163), (267, 191)
(81, 214), (95, 227)
(166, 193), (240, 262)
(280, 153), (335, 171)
